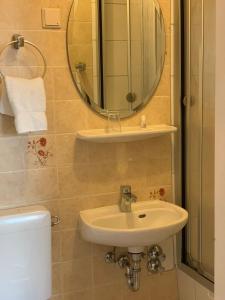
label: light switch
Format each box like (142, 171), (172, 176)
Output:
(42, 8), (61, 29)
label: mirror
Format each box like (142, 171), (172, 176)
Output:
(67, 0), (166, 118)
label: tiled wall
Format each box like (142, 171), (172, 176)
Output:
(0, 0), (177, 299)
(178, 270), (214, 300)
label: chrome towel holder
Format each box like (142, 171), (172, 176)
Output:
(0, 34), (47, 82)
(51, 215), (61, 227)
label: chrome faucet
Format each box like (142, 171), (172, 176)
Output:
(120, 185), (137, 212)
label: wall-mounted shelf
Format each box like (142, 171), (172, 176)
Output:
(76, 125), (177, 143)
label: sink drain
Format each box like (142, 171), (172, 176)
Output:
(138, 214), (146, 219)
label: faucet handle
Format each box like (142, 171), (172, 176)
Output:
(120, 185), (131, 194)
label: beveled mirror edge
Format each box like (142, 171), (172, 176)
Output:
(66, 0), (167, 120)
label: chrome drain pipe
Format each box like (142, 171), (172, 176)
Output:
(127, 253), (142, 291)
(105, 245), (166, 292)
(118, 253), (142, 291)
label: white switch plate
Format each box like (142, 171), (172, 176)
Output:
(42, 8), (61, 29)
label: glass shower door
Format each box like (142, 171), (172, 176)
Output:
(183, 0), (215, 282)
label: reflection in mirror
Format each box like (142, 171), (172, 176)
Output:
(67, 0), (166, 118)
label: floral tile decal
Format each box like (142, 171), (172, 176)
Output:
(27, 137), (53, 167)
(149, 187), (166, 201)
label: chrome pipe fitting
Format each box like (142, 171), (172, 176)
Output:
(104, 248), (142, 292)
(128, 253), (142, 291)
(147, 245), (166, 273)
(105, 247), (116, 263)
(119, 253), (141, 292)
(51, 215), (61, 227)
(104, 245), (166, 291)
(118, 255), (130, 268)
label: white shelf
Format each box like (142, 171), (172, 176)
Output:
(76, 125), (177, 143)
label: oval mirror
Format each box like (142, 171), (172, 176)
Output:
(67, 0), (166, 118)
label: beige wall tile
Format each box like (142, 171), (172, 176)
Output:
(0, 137), (24, 171)
(144, 136), (172, 160)
(155, 65), (171, 97)
(87, 142), (126, 164)
(93, 256), (123, 286)
(0, 170), (25, 206)
(52, 231), (61, 263)
(0, 0), (71, 31)
(86, 109), (108, 129)
(0, 1), (43, 30)
(92, 244), (117, 258)
(52, 263), (62, 295)
(147, 158), (172, 187)
(149, 270), (179, 300)
(55, 101), (87, 133)
(145, 96), (171, 125)
(84, 192), (120, 209)
(88, 162), (121, 194)
(0, 1), (175, 299)
(22, 31), (67, 67)
(58, 164), (90, 198)
(63, 290), (92, 300)
(119, 161), (148, 191)
(61, 258), (92, 293)
(23, 168), (59, 203)
(58, 198), (83, 230)
(60, 229), (92, 261)
(93, 283), (123, 300)
(53, 68), (79, 101)
(55, 134), (88, 166)
(122, 278), (151, 300)
(46, 101), (55, 133)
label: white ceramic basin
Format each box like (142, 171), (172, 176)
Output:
(79, 200), (188, 252)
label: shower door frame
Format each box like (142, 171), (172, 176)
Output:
(172, 0), (214, 292)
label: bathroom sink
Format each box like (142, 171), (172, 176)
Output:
(79, 200), (188, 252)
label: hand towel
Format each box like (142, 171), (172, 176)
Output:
(0, 79), (14, 116)
(1, 76), (47, 134)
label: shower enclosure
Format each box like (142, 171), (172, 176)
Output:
(181, 0), (215, 284)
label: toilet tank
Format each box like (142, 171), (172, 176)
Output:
(0, 205), (51, 300)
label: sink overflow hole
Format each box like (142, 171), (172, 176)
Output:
(138, 214), (146, 219)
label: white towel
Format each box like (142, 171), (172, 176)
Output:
(0, 76), (47, 134)
(0, 79), (14, 116)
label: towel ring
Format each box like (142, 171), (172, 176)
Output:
(0, 34), (47, 82)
